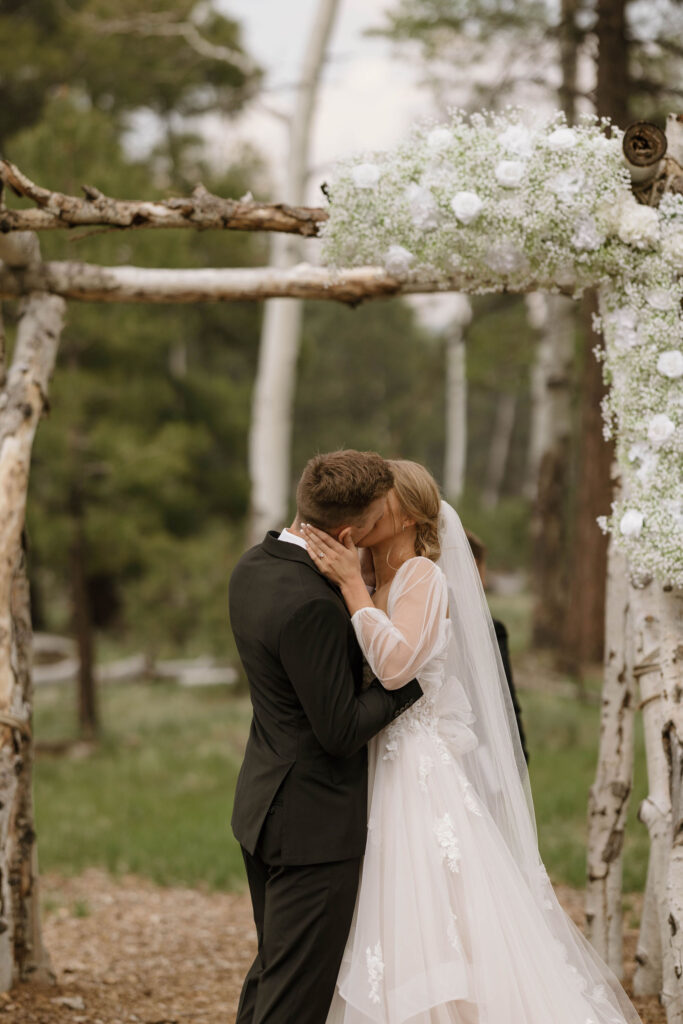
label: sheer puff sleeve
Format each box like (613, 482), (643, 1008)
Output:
(351, 556), (448, 690)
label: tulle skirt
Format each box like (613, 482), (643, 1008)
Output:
(326, 722), (641, 1024)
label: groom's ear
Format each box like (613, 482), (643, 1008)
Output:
(338, 526), (353, 545)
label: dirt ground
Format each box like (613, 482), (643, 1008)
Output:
(6, 870), (665, 1024)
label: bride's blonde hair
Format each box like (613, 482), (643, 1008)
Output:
(388, 460), (442, 562)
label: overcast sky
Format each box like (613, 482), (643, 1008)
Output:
(211, 0), (432, 201)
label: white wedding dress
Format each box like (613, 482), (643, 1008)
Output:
(326, 551), (642, 1024)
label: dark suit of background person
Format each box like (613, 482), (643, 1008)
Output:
(229, 531), (423, 1024)
(493, 617), (529, 764)
(464, 527), (529, 765)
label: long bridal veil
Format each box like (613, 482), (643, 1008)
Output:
(435, 500), (642, 1024)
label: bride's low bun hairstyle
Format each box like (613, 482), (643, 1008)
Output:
(389, 460), (442, 562)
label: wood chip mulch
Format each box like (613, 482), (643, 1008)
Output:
(6, 870), (665, 1023)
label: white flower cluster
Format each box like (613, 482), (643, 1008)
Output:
(321, 111), (683, 586)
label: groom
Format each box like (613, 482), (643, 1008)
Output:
(230, 450), (423, 1024)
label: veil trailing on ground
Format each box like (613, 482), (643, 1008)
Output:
(435, 500), (642, 1024)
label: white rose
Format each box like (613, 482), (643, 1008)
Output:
(547, 127), (578, 150)
(662, 232), (683, 270)
(620, 509), (644, 537)
(647, 287), (676, 311)
(427, 127), (452, 151)
(657, 350), (683, 378)
(498, 125), (533, 157)
(551, 170), (585, 204)
(405, 184), (440, 231)
(495, 160), (525, 188)
(605, 306), (640, 350)
(572, 213), (604, 251)
(485, 240), (528, 275)
(589, 134), (618, 154)
(450, 190), (483, 224)
(636, 451), (659, 483)
(617, 201), (660, 249)
(384, 244), (414, 277)
(647, 413), (676, 446)
(351, 163), (380, 188)
(628, 441), (650, 462)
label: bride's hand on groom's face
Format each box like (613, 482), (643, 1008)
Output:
(301, 524), (362, 588)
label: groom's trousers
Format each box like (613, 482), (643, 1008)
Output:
(236, 802), (361, 1024)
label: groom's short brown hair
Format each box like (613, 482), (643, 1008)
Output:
(296, 450), (393, 530)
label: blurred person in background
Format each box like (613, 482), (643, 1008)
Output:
(465, 527), (529, 764)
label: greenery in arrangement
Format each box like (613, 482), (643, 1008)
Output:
(322, 111), (683, 586)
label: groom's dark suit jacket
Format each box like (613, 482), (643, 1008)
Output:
(229, 531), (423, 865)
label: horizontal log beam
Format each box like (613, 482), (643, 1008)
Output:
(0, 261), (569, 304)
(0, 161), (327, 236)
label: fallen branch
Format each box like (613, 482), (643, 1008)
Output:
(0, 161), (327, 236)
(0, 260), (570, 304)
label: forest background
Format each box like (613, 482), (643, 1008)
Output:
(4, 0), (682, 899)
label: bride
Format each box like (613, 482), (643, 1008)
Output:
(301, 460), (642, 1024)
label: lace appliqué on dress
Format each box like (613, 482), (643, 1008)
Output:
(366, 942), (384, 1005)
(447, 910), (462, 953)
(418, 754), (435, 792)
(434, 813), (461, 873)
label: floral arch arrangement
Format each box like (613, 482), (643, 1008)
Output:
(322, 112), (683, 588)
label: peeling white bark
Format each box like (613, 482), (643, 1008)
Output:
(634, 849), (663, 996)
(585, 528), (635, 978)
(659, 587), (683, 1021)
(632, 579), (679, 1018)
(0, 260), (519, 304)
(0, 289), (64, 990)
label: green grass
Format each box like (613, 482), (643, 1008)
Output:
(33, 622), (650, 893)
(524, 686), (648, 890)
(34, 682), (252, 891)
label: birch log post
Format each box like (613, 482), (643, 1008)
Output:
(632, 578), (677, 1017)
(634, 849), (663, 996)
(247, 0), (342, 545)
(660, 586), (683, 1021)
(443, 295), (472, 503)
(585, 522), (636, 978)
(0, 229), (65, 988)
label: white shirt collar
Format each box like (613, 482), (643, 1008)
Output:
(278, 527), (309, 551)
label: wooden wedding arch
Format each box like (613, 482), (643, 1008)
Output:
(0, 115), (682, 1019)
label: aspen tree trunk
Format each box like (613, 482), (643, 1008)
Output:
(248, 0), (342, 545)
(525, 294), (574, 649)
(443, 295), (471, 503)
(0, 235), (64, 987)
(482, 393), (516, 511)
(585, 522), (635, 978)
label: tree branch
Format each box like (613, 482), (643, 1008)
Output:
(66, 6), (257, 78)
(0, 261), (576, 305)
(0, 161), (327, 236)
